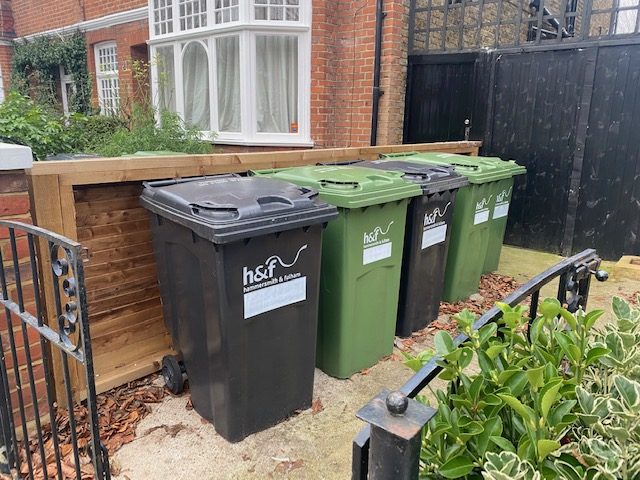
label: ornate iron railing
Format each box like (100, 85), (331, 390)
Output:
(352, 248), (608, 479)
(0, 220), (109, 480)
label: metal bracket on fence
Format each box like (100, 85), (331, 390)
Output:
(558, 255), (608, 312)
(356, 390), (435, 480)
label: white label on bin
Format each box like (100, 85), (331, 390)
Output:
(493, 202), (510, 219)
(421, 202), (451, 249)
(363, 242), (392, 265)
(422, 224), (447, 249)
(243, 276), (307, 319)
(474, 209), (489, 225)
(242, 244), (308, 319)
(473, 195), (492, 225)
(362, 221), (394, 265)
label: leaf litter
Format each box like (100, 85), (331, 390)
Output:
(9, 374), (168, 480)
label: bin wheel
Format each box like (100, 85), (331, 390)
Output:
(162, 355), (184, 394)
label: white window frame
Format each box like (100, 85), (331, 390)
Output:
(148, 0), (312, 146)
(59, 65), (77, 115)
(94, 42), (121, 115)
(0, 66), (4, 104)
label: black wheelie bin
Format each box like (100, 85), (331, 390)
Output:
(141, 175), (337, 442)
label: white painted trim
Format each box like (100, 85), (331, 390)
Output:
(0, 40), (13, 47)
(17, 7), (148, 41)
(94, 42), (120, 115)
(0, 65), (4, 104)
(0, 144), (33, 170)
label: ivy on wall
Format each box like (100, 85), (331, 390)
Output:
(11, 31), (92, 114)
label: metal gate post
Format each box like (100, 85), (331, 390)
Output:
(356, 390), (435, 480)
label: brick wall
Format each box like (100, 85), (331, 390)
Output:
(0, 169), (46, 424)
(12, 0), (145, 37)
(86, 20), (149, 112)
(311, 0), (409, 148)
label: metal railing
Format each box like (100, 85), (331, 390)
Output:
(409, 0), (640, 53)
(0, 220), (109, 480)
(352, 248), (608, 479)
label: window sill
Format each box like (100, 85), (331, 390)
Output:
(211, 137), (315, 148)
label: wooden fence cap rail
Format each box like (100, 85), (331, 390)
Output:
(28, 142), (482, 181)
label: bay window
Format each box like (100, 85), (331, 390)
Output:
(149, 0), (311, 146)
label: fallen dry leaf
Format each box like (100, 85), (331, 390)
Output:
(311, 399), (324, 415)
(14, 373), (178, 480)
(274, 459), (304, 474)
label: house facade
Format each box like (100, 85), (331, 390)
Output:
(0, 0), (410, 149)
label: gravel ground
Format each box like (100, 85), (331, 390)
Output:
(111, 246), (640, 479)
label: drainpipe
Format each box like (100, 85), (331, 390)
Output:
(370, 0), (385, 146)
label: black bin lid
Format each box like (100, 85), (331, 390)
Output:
(140, 175), (338, 244)
(362, 160), (469, 194)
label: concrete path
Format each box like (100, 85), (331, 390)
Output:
(111, 247), (640, 479)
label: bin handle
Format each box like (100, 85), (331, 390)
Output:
(256, 195), (295, 210)
(190, 203), (239, 220)
(318, 179), (359, 190)
(378, 152), (419, 158)
(298, 187), (318, 199)
(449, 162), (479, 170)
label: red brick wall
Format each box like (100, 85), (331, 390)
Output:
(12, 0), (145, 37)
(310, 0), (409, 148)
(86, 20), (149, 112)
(0, 169), (46, 424)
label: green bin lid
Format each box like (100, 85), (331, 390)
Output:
(250, 165), (422, 208)
(380, 152), (526, 184)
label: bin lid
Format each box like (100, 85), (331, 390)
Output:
(140, 175), (338, 243)
(379, 152), (526, 184)
(359, 159), (469, 194)
(250, 165), (422, 208)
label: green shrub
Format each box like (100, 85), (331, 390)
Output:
(65, 114), (127, 152)
(93, 106), (214, 157)
(404, 296), (639, 479)
(559, 296), (640, 480)
(0, 91), (71, 160)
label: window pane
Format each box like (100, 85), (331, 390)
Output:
(216, 36), (241, 132)
(179, 0), (207, 30)
(182, 42), (210, 130)
(156, 46), (176, 112)
(214, 0), (239, 24)
(153, 0), (173, 36)
(254, 0), (299, 21)
(255, 36), (298, 133)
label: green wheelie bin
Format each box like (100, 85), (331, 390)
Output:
(381, 152), (525, 301)
(251, 165), (421, 378)
(402, 153), (526, 273)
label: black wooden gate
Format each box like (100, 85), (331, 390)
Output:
(404, 0), (640, 260)
(0, 220), (109, 479)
